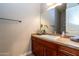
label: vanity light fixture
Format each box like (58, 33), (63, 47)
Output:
(47, 3), (62, 10)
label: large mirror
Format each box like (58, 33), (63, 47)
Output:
(40, 4), (57, 34)
(40, 3), (79, 36)
(66, 3), (79, 36)
(40, 3), (66, 34)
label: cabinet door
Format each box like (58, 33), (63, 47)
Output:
(58, 45), (76, 56)
(46, 48), (57, 56)
(32, 39), (44, 56)
(57, 51), (69, 56)
(57, 50), (74, 56)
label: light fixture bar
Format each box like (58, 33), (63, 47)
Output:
(47, 3), (62, 10)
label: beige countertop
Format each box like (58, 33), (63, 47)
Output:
(32, 35), (79, 50)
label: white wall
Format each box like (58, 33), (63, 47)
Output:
(0, 3), (40, 55)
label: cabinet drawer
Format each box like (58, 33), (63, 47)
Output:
(59, 45), (79, 56)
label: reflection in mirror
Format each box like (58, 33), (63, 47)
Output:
(40, 3), (79, 36)
(40, 3), (66, 34)
(66, 3), (79, 36)
(40, 4), (56, 33)
(40, 3), (63, 34)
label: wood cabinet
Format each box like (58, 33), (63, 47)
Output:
(46, 48), (57, 56)
(32, 36), (57, 56)
(57, 50), (71, 56)
(57, 45), (79, 56)
(32, 37), (45, 56)
(31, 35), (79, 56)
(32, 41), (44, 56)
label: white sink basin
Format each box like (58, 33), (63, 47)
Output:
(39, 35), (60, 40)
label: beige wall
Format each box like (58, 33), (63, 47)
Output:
(0, 3), (40, 55)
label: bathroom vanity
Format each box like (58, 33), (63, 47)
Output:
(31, 35), (79, 56)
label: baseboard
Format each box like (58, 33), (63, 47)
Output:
(20, 51), (32, 56)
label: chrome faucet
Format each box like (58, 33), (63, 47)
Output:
(50, 25), (57, 35)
